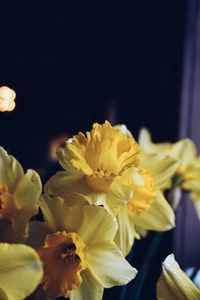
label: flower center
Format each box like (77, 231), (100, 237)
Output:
(60, 242), (81, 263)
(126, 169), (157, 215)
(36, 231), (87, 298)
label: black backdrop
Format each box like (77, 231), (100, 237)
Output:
(0, 0), (186, 171)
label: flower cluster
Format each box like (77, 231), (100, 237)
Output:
(0, 118), (199, 300)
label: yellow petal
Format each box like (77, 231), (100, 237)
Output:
(40, 194), (118, 247)
(115, 206), (138, 256)
(69, 269), (104, 300)
(182, 178), (200, 192)
(45, 171), (106, 207)
(157, 254), (200, 300)
(87, 241), (137, 288)
(138, 128), (172, 154)
(0, 243), (43, 300)
(170, 139), (197, 166)
(14, 169), (42, 211)
(45, 169), (137, 216)
(0, 147), (24, 192)
(133, 191), (175, 231)
(141, 152), (179, 189)
(135, 226), (148, 238)
(180, 157), (200, 192)
(10, 170), (42, 241)
(57, 141), (92, 175)
(126, 169), (157, 215)
(45, 171), (88, 205)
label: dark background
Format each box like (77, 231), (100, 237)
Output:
(0, 0), (186, 171)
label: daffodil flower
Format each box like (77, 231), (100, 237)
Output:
(139, 128), (200, 219)
(0, 86), (16, 112)
(0, 243), (43, 300)
(0, 147), (42, 242)
(28, 194), (137, 299)
(45, 121), (142, 216)
(114, 151), (178, 255)
(157, 254), (200, 300)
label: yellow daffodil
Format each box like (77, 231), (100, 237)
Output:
(110, 125), (178, 255)
(114, 151), (178, 256)
(139, 128), (200, 218)
(157, 254), (200, 300)
(0, 86), (16, 112)
(0, 243), (43, 300)
(28, 194), (137, 299)
(0, 147), (42, 242)
(45, 121), (143, 215)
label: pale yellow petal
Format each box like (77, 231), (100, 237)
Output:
(182, 178), (200, 192)
(77, 206), (118, 247)
(115, 206), (137, 256)
(138, 128), (155, 152)
(133, 191), (175, 231)
(105, 167), (142, 216)
(179, 156), (200, 193)
(45, 170), (136, 217)
(138, 128), (171, 154)
(69, 269), (103, 300)
(45, 171), (96, 206)
(40, 195), (118, 246)
(56, 139), (86, 174)
(11, 169), (42, 241)
(157, 254), (200, 300)
(13, 169), (42, 211)
(141, 152), (179, 189)
(88, 241), (137, 288)
(170, 139), (197, 165)
(135, 226), (148, 238)
(0, 243), (43, 300)
(0, 147), (24, 192)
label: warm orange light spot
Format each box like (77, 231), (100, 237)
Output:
(126, 169), (157, 215)
(49, 134), (69, 161)
(36, 231), (87, 298)
(0, 86), (16, 112)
